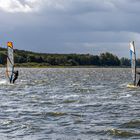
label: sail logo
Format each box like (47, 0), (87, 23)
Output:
(7, 42), (13, 48)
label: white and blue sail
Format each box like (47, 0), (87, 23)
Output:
(6, 42), (14, 83)
(129, 41), (136, 85)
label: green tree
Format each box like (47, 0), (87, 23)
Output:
(120, 57), (130, 66)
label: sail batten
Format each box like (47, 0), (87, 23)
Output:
(6, 42), (14, 83)
(129, 41), (136, 85)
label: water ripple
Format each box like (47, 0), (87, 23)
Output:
(0, 68), (139, 139)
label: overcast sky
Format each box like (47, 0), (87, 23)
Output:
(0, 0), (140, 57)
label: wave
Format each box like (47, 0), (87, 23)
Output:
(120, 120), (140, 129)
(0, 79), (8, 85)
(107, 128), (140, 138)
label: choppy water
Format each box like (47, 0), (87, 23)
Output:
(0, 68), (139, 140)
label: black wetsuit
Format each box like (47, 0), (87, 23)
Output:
(137, 71), (140, 86)
(137, 80), (140, 86)
(13, 71), (18, 83)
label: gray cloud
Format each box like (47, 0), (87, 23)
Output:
(0, 0), (140, 57)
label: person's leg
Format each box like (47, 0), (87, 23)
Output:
(137, 79), (140, 86)
(13, 77), (17, 83)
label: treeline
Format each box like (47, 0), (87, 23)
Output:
(0, 47), (138, 67)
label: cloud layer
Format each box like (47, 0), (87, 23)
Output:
(0, 0), (44, 12)
(0, 0), (140, 57)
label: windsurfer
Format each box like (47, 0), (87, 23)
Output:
(12, 70), (18, 83)
(136, 71), (140, 86)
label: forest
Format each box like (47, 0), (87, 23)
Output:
(0, 47), (138, 67)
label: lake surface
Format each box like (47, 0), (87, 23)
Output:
(0, 68), (139, 140)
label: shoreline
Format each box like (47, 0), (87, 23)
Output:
(1, 63), (130, 68)
(14, 64), (130, 68)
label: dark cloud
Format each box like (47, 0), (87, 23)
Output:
(0, 0), (140, 57)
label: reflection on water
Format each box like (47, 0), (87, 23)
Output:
(0, 68), (139, 140)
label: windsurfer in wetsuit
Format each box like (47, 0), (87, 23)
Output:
(13, 70), (18, 83)
(136, 71), (140, 86)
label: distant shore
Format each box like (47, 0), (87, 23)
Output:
(13, 63), (130, 68)
(0, 63), (130, 68)
(0, 47), (131, 67)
